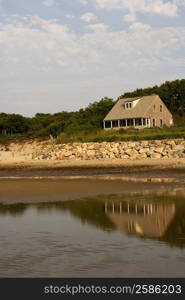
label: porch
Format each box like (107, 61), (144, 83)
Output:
(103, 118), (151, 129)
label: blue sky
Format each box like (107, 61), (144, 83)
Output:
(0, 0), (185, 116)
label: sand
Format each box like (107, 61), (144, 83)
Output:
(0, 157), (185, 170)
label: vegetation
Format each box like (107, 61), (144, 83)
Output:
(0, 79), (185, 143)
(55, 126), (185, 143)
(119, 79), (185, 116)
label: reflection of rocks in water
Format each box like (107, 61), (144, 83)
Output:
(105, 201), (176, 238)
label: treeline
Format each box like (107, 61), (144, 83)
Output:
(0, 79), (184, 139)
(0, 97), (114, 138)
(119, 79), (185, 116)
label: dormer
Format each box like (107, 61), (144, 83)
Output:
(123, 102), (132, 109)
(123, 98), (141, 109)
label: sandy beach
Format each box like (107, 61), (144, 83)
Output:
(1, 157), (185, 170)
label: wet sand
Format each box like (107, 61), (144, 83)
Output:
(1, 157), (185, 170)
(1, 157), (185, 205)
(1, 157), (185, 178)
(0, 177), (185, 204)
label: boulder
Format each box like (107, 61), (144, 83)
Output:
(154, 147), (164, 153)
(150, 153), (162, 159)
(172, 145), (184, 151)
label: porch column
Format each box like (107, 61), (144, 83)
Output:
(110, 120), (112, 129)
(119, 202), (122, 213)
(141, 118), (143, 127)
(112, 203), (115, 214)
(148, 119), (151, 128)
(118, 120), (120, 128)
(133, 119), (136, 127)
(103, 121), (105, 129)
(125, 119), (128, 127)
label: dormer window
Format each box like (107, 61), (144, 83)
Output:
(124, 102), (132, 109)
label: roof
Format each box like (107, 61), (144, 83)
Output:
(124, 97), (140, 103)
(104, 94), (158, 120)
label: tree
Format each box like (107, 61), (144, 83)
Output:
(119, 79), (185, 115)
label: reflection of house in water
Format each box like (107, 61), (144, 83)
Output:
(105, 201), (176, 238)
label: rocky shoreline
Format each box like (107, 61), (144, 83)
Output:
(1, 138), (184, 161)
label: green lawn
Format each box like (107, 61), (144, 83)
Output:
(55, 125), (185, 143)
(0, 125), (185, 144)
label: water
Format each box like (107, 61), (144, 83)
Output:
(0, 182), (185, 278)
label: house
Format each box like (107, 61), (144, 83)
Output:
(103, 94), (173, 129)
(105, 201), (176, 238)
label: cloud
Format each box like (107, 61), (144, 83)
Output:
(80, 0), (88, 4)
(173, 0), (185, 6)
(129, 22), (152, 31)
(80, 12), (97, 22)
(0, 15), (184, 115)
(95, 0), (179, 17)
(87, 23), (108, 31)
(123, 13), (136, 22)
(43, 0), (56, 7)
(65, 14), (75, 19)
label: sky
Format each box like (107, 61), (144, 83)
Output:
(0, 0), (185, 116)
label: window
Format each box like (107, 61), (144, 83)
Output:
(160, 105), (163, 112)
(112, 120), (118, 128)
(124, 102), (132, 109)
(105, 121), (111, 128)
(153, 119), (156, 127)
(127, 119), (133, 126)
(153, 104), (156, 112)
(135, 118), (140, 126)
(135, 118), (142, 126)
(146, 119), (150, 127)
(120, 119), (126, 127)
(160, 119), (163, 127)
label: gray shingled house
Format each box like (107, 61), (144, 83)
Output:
(103, 94), (173, 129)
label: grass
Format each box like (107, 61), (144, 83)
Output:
(55, 125), (185, 143)
(0, 125), (185, 144)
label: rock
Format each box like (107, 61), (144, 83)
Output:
(154, 147), (164, 153)
(172, 145), (184, 151)
(139, 153), (147, 159)
(64, 151), (73, 157)
(127, 142), (136, 148)
(87, 144), (95, 150)
(154, 140), (162, 146)
(121, 155), (130, 159)
(140, 141), (149, 147)
(125, 149), (138, 156)
(150, 153), (162, 159)
(5, 138), (184, 161)
(139, 148), (150, 154)
(166, 140), (176, 146)
(86, 150), (96, 158)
